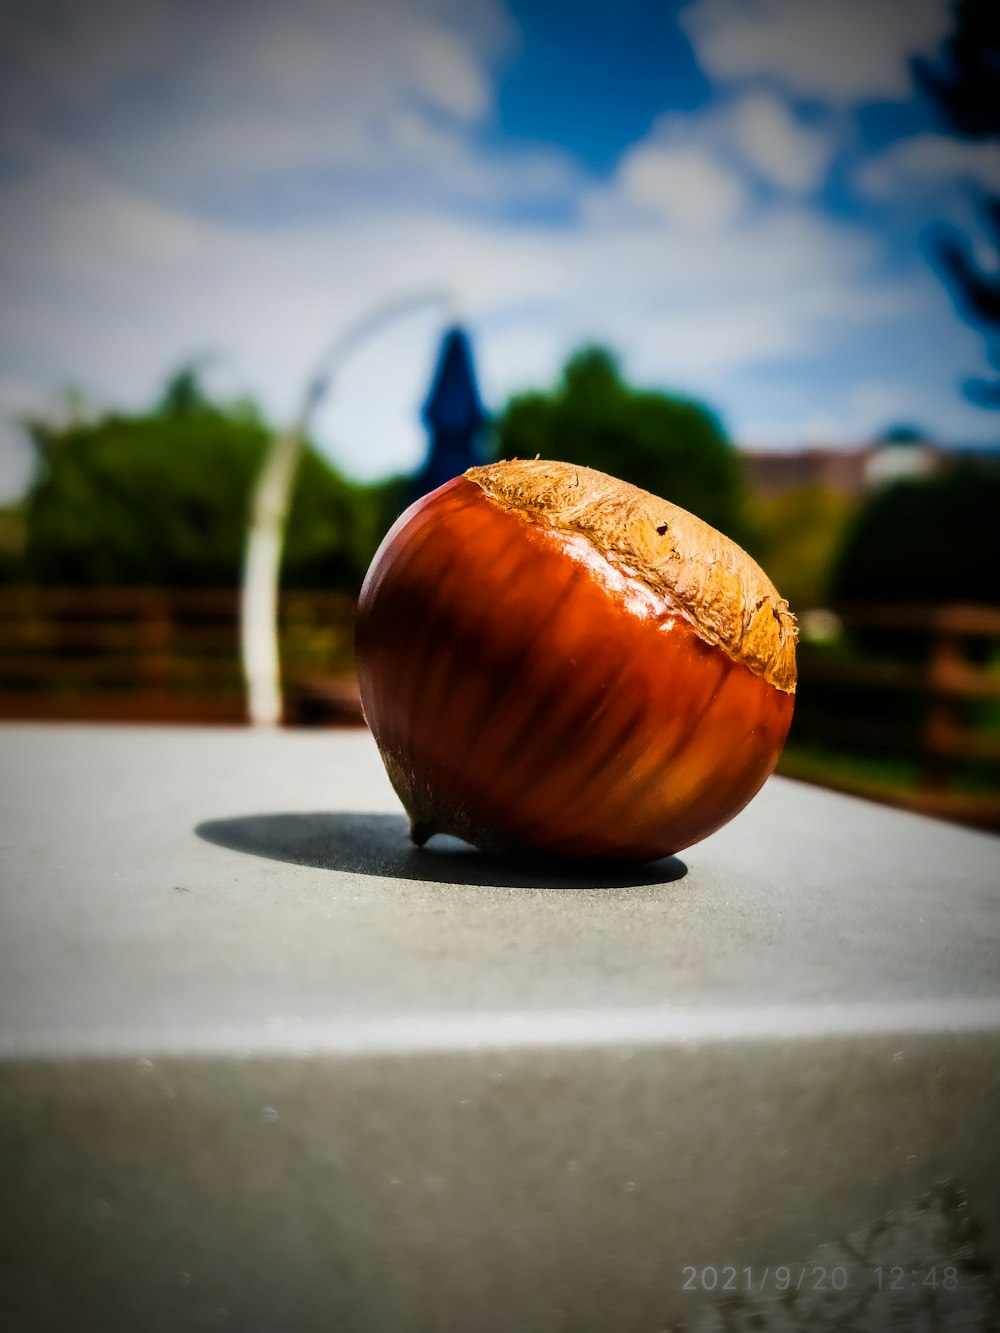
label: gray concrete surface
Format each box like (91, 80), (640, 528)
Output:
(1, 723), (999, 1331)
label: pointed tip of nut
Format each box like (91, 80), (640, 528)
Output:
(466, 459), (797, 694)
(408, 817), (436, 847)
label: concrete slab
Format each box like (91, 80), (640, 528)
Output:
(1, 724), (998, 1331)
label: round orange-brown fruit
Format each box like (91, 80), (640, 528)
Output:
(355, 459), (797, 861)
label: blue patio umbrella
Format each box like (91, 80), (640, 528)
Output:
(409, 325), (488, 503)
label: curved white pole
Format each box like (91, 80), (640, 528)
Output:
(241, 288), (453, 727)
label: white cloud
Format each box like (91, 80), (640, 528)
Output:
(730, 91), (832, 192)
(0, 139), (927, 497)
(849, 381), (922, 427)
(679, 0), (950, 102)
(220, 16), (335, 96)
(0, 0), (170, 105)
(189, 0), (498, 122)
(0, 151), (204, 284)
(857, 134), (1000, 198)
(741, 323), (995, 446)
(616, 143), (746, 226)
(408, 24), (493, 120)
(0, 0), (519, 208)
(600, 90), (835, 229)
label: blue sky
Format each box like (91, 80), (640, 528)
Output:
(1, 0), (999, 498)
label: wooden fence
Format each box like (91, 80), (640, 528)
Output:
(784, 604), (1000, 830)
(1, 588), (997, 828)
(0, 587), (362, 726)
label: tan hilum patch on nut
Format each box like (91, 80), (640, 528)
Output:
(465, 459), (798, 694)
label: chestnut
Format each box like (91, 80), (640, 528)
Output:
(355, 459), (796, 861)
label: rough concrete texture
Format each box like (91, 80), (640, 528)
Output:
(1, 724), (998, 1331)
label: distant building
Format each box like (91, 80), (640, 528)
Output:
(865, 441), (940, 489)
(740, 437), (999, 501)
(742, 446), (873, 499)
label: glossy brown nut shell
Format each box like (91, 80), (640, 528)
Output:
(356, 464), (796, 861)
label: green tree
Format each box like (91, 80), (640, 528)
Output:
(831, 462), (1000, 610)
(916, 0), (1000, 404)
(748, 487), (859, 611)
(20, 371), (387, 590)
(498, 347), (746, 540)
(826, 462), (1000, 744)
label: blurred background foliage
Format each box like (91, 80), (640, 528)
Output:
(9, 368), (406, 592)
(497, 347), (747, 543)
(832, 463), (1000, 612)
(5, 350), (1000, 618)
(746, 487), (858, 613)
(916, 0), (1000, 406)
(2, 341), (999, 826)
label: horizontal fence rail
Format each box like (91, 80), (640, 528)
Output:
(0, 587), (362, 726)
(2, 589), (998, 829)
(786, 602), (1000, 831)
